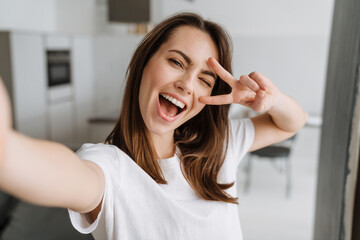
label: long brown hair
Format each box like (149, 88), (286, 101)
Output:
(106, 12), (237, 204)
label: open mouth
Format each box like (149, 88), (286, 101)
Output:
(159, 93), (187, 118)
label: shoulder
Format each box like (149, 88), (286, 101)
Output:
(76, 143), (126, 171)
(76, 143), (118, 160)
(76, 143), (135, 169)
(76, 143), (133, 192)
(228, 118), (255, 143)
(226, 118), (255, 166)
(229, 118), (254, 132)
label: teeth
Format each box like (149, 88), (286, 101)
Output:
(160, 93), (185, 109)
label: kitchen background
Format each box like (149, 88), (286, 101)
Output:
(0, 0), (334, 239)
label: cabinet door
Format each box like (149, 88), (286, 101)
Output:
(108, 0), (150, 23)
(73, 36), (94, 145)
(10, 33), (47, 139)
(48, 101), (74, 146)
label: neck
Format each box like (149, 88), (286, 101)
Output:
(150, 131), (175, 159)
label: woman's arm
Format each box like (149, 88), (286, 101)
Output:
(0, 79), (11, 165)
(199, 58), (308, 151)
(0, 78), (104, 214)
(249, 91), (308, 151)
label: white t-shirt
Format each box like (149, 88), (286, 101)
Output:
(68, 118), (254, 240)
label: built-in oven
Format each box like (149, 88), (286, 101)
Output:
(46, 50), (71, 87)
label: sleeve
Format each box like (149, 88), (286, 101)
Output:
(227, 118), (255, 168)
(67, 143), (119, 235)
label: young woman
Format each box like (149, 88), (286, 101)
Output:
(0, 13), (308, 239)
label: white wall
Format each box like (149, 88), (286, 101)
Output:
(73, 36), (95, 145)
(159, 0), (334, 36)
(0, 0), (96, 34)
(0, 0), (57, 32)
(55, 0), (96, 34)
(231, 35), (328, 116)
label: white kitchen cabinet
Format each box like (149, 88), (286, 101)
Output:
(0, 32), (48, 139)
(72, 36), (95, 146)
(0, 31), (95, 148)
(46, 83), (75, 147)
(45, 34), (71, 50)
(44, 34), (74, 146)
(44, 34), (95, 148)
(48, 100), (75, 146)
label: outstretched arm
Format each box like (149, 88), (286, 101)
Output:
(199, 57), (308, 152)
(0, 79), (11, 164)
(0, 78), (104, 214)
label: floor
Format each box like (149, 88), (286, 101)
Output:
(236, 126), (321, 240)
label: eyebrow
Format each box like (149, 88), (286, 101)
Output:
(202, 70), (216, 81)
(169, 49), (217, 80)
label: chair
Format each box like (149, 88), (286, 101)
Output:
(243, 135), (296, 198)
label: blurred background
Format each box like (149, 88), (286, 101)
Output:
(0, 0), (334, 239)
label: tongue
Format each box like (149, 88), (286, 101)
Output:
(159, 96), (178, 117)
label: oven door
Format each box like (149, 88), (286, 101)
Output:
(47, 50), (71, 87)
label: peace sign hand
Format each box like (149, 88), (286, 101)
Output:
(199, 57), (280, 113)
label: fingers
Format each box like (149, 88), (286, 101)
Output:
(239, 75), (260, 92)
(208, 58), (270, 93)
(204, 59), (277, 111)
(198, 94), (233, 105)
(246, 90), (273, 112)
(208, 57), (236, 87)
(240, 73), (279, 112)
(248, 72), (270, 91)
(199, 90), (256, 106)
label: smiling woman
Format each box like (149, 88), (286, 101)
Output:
(0, 12), (308, 240)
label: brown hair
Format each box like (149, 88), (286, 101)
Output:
(106, 12), (237, 204)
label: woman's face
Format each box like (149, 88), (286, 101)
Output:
(139, 26), (219, 138)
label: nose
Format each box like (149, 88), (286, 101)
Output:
(174, 73), (194, 95)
